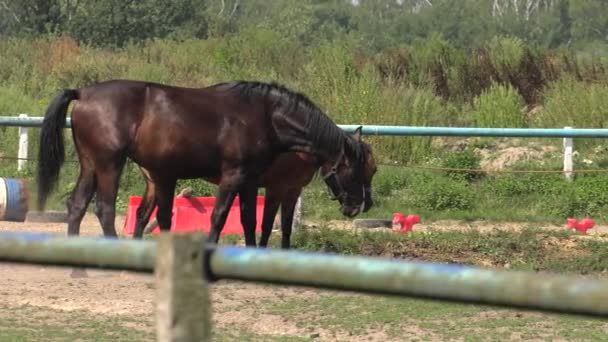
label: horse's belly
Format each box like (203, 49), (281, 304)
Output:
(130, 146), (223, 180)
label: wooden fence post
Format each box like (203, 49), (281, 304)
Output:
(155, 233), (212, 342)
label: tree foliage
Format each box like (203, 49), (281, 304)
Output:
(0, 0), (606, 50)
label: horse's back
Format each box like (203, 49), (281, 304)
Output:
(69, 79), (282, 179)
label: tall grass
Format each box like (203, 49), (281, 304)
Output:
(532, 76), (608, 150)
(470, 82), (527, 128)
(534, 76), (608, 128)
(1, 34), (608, 218)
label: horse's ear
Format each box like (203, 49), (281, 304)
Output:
(352, 126), (363, 141)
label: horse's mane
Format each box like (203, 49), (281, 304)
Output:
(222, 81), (354, 159)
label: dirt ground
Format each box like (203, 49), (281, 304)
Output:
(0, 214), (338, 340)
(0, 213), (606, 341)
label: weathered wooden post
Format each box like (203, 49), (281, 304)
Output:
(155, 233), (212, 341)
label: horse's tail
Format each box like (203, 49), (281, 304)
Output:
(37, 89), (79, 211)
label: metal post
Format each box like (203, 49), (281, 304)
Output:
(17, 114), (28, 171)
(563, 126), (573, 181)
(155, 233), (212, 342)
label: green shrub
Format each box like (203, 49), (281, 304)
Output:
(409, 34), (456, 99)
(409, 174), (475, 211)
(371, 165), (410, 197)
(544, 174), (608, 219)
(486, 36), (526, 80)
(534, 76), (608, 129)
(532, 76), (608, 150)
(486, 174), (562, 198)
(372, 83), (445, 163)
(441, 148), (484, 183)
(470, 83), (526, 128)
(176, 178), (217, 197)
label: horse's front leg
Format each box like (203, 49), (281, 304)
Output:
(239, 181), (259, 247)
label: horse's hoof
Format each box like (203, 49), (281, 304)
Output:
(70, 268), (88, 278)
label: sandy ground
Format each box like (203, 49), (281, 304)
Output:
(0, 214), (385, 341)
(0, 214), (153, 318)
(0, 214), (606, 341)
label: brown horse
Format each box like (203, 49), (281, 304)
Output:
(136, 147), (375, 249)
(36, 79), (377, 249)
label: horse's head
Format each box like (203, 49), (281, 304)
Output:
(320, 126), (377, 218)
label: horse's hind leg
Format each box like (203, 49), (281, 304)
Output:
(66, 163), (97, 236)
(66, 163), (97, 278)
(94, 160), (126, 238)
(239, 182), (258, 247)
(152, 177), (177, 233)
(207, 169), (243, 244)
(133, 167), (157, 239)
(279, 189), (302, 249)
(258, 191), (280, 248)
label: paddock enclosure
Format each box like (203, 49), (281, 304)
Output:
(0, 115), (607, 340)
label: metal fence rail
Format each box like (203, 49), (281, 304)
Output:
(0, 232), (606, 324)
(3, 115), (608, 138)
(0, 231), (156, 272)
(209, 246), (608, 318)
(339, 125), (608, 138)
(5, 115), (606, 181)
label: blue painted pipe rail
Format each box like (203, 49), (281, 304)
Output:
(0, 231), (156, 272)
(2, 115), (608, 138)
(0, 231), (605, 318)
(339, 125), (608, 138)
(209, 246), (608, 318)
(0, 116), (72, 128)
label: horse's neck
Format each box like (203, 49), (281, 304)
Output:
(273, 112), (343, 164)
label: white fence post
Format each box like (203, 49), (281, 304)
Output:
(292, 196), (302, 231)
(17, 114), (29, 172)
(563, 126), (573, 182)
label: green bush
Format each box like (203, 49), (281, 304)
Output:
(534, 76), (608, 129)
(409, 174), (475, 212)
(532, 76), (608, 150)
(486, 174), (562, 198)
(441, 149), (484, 183)
(371, 165), (410, 197)
(486, 36), (526, 80)
(544, 174), (608, 219)
(176, 178), (218, 197)
(470, 83), (526, 128)
(371, 83), (445, 163)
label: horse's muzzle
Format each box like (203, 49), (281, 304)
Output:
(342, 206), (361, 218)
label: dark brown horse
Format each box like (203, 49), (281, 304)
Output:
(136, 146), (375, 249)
(36, 79), (377, 249)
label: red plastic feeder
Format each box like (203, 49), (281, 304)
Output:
(122, 196), (265, 236)
(566, 217), (595, 234)
(392, 213), (421, 233)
